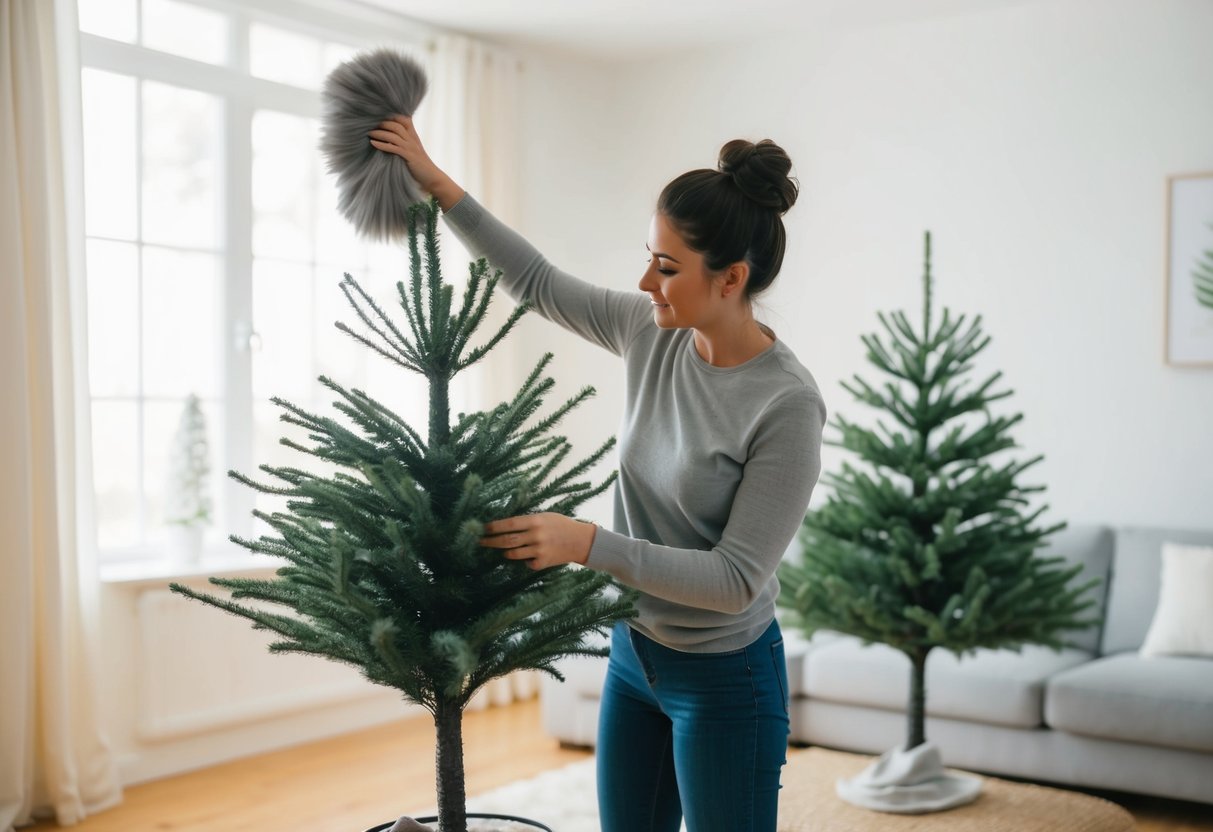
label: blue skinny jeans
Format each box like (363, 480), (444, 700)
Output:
(596, 618), (791, 832)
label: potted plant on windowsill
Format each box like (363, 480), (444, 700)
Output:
(170, 49), (636, 832)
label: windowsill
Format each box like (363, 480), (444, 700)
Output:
(99, 549), (282, 588)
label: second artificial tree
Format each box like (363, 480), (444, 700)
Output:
(777, 232), (1101, 812)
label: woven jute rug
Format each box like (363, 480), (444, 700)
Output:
(779, 747), (1136, 831)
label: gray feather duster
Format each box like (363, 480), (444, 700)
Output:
(320, 48), (429, 242)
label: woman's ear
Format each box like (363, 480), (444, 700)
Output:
(721, 261), (750, 298)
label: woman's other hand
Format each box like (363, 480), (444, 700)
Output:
(479, 513), (598, 571)
(368, 115), (465, 211)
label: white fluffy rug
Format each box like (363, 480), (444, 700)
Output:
(411, 757), (688, 832)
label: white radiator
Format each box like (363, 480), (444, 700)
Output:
(135, 587), (538, 741)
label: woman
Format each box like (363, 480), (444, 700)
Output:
(369, 117), (827, 832)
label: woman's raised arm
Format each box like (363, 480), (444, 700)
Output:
(368, 116), (651, 358)
(368, 115), (465, 212)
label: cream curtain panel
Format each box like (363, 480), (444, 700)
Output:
(421, 34), (538, 711)
(421, 32), (525, 420)
(0, 0), (123, 828)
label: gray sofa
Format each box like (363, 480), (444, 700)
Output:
(540, 524), (1213, 805)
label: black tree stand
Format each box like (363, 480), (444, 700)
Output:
(366, 814), (553, 832)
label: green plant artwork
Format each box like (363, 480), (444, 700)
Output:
(1193, 220), (1213, 310)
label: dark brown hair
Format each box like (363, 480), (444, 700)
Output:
(657, 139), (799, 302)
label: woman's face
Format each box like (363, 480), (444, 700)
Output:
(639, 212), (719, 329)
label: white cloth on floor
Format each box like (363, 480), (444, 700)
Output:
(836, 742), (983, 813)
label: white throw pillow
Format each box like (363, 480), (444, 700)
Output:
(1138, 542), (1213, 658)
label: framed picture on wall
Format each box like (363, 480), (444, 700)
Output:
(1166, 171), (1213, 367)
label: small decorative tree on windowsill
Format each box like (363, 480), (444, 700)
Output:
(164, 392), (212, 565)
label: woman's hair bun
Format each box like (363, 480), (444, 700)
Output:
(718, 139), (798, 214)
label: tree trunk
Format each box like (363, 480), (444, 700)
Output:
(434, 700), (466, 832)
(428, 373), (449, 449)
(906, 649), (929, 750)
(427, 373), (458, 522)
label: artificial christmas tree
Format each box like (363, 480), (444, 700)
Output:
(170, 194), (636, 831)
(777, 231), (1101, 813)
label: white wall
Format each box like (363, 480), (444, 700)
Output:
(514, 0), (1213, 533)
(507, 50), (640, 527)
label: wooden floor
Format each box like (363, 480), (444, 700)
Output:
(29, 699), (1212, 831)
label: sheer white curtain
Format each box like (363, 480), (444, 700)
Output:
(421, 32), (525, 421)
(0, 0), (122, 828)
(420, 33), (538, 710)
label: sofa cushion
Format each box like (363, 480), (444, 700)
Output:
(1045, 652), (1213, 753)
(804, 637), (1092, 729)
(555, 628), (611, 697)
(1102, 526), (1213, 655)
(780, 627), (842, 698)
(1036, 524), (1115, 654)
(557, 652), (609, 698)
(1139, 542), (1213, 658)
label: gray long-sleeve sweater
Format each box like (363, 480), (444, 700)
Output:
(443, 193), (827, 653)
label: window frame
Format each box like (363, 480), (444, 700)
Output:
(81, 0), (437, 568)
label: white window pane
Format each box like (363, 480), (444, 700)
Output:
(314, 268), (369, 393)
(253, 111), (316, 260)
(252, 400), (326, 539)
(313, 263), (348, 307)
(86, 240), (140, 397)
(142, 247), (222, 397)
(92, 400), (140, 549)
(250, 24), (323, 89)
(142, 0), (228, 65)
(79, 0), (137, 42)
(315, 166), (363, 268)
(250, 450), (285, 541)
(253, 400), (315, 472)
(81, 70), (137, 240)
(356, 273), (428, 429)
(252, 258), (314, 401)
(365, 352), (428, 435)
(145, 398), (224, 545)
(142, 81), (221, 249)
(366, 238), (409, 278)
(322, 42), (358, 76)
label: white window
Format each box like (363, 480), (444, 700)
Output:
(79, 0), (438, 566)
